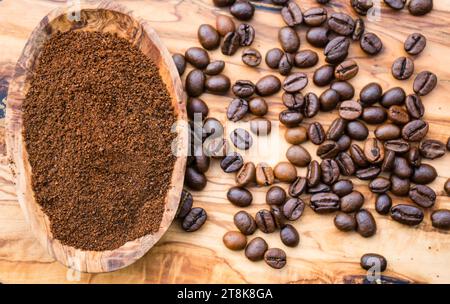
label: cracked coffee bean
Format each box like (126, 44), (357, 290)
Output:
(317, 140), (340, 159)
(336, 152), (356, 176)
(327, 118), (347, 141)
(303, 92), (320, 118)
(289, 177), (308, 198)
(308, 122), (326, 145)
(222, 31), (240, 56)
(278, 53), (294, 76)
(307, 160), (321, 187)
(237, 23), (255, 46)
(364, 138), (385, 164)
(282, 92), (304, 110)
(419, 139), (446, 159)
(242, 48), (262, 67)
(369, 177), (391, 193)
(351, 0), (374, 15)
(335, 59), (359, 81)
(405, 94), (424, 119)
(402, 119), (429, 142)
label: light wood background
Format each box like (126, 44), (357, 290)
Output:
(0, 0), (450, 283)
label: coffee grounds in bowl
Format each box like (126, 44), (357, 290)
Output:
(23, 31), (177, 251)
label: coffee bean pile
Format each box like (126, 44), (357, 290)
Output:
(174, 0), (449, 271)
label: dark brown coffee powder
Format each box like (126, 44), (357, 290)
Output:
(23, 31), (176, 251)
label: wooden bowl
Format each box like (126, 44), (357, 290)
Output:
(5, 1), (187, 273)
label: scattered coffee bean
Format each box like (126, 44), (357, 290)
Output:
(203, 117), (224, 138)
(310, 192), (340, 213)
(355, 166), (381, 180)
(306, 27), (330, 48)
(186, 69), (206, 97)
(182, 207), (207, 232)
(279, 109), (304, 127)
(205, 74), (231, 94)
(405, 32), (426, 56)
(250, 117), (272, 136)
(321, 159), (340, 185)
(185, 166), (207, 190)
(283, 198), (305, 221)
(341, 191), (364, 213)
(408, 0), (433, 16)
(390, 204), (424, 226)
(409, 185), (436, 208)
(294, 50), (319, 68)
(375, 194), (392, 215)
(227, 98), (248, 122)
(308, 122), (326, 145)
(177, 189), (193, 219)
(413, 71), (437, 96)
(360, 253), (387, 271)
(280, 224), (300, 247)
(273, 162), (298, 183)
(255, 209), (277, 233)
(334, 213), (356, 231)
(381, 87), (406, 108)
(279, 26), (300, 53)
(270, 205), (286, 228)
(375, 124), (401, 141)
(349, 144), (369, 168)
(328, 13), (355, 36)
(405, 94), (424, 119)
(431, 209), (450, 230)
(220, 152), (244, 173)
(230, 128), (253, 150)
(282, 92), (304, 110)
(286, 145), (312, 167)
(248, 97), (268, 116)
(351, 0), (374, 16)
(360, 82), (382, 106)
(419, 139), (446, 159)
(265, 48), (284, 69)
(336, 152), (356, 176)
(227, 186), (253, 207)
(364, 138), (385, 164)
(245, 237), (268, 261)
(319, 89), (340, 111)
(303, 92), (320, 118)
(283, 72), (308, 93)
(324, 37), (350, 64)
(213, 0), (235, 7)
(242, 48), (262, 67)
(172, 53), (186, 75)
(223, 231), (247, 250)
(388, 105), (410, 125)
(384, 0), (406, 10)
(232, 80), (255, 98)
(352, 17), (365, 40)
(411, 164), (437, 184)
(369, 177), (391, 193)
(234, 210), (257, 235)
(393, 156), (413, 178)
(307, 160), (321, 187)
(391, 57), (414, 80)
(266, 186), (287, 205)
(390, 175), (410, 196)
(205, 60), (225, 75)
(185, 47), (210, 69)
(256, 75), (281, 96)
(331, 81), (355, 100)
(346, 120), (369, 141)
(187, 97), (209, 120)
(317, 140), (340, 159)
(447, 137), (450, 151)
(303, 7), (328, 26)
(360, 32), (383, 55)
(407, 146), (422, 167)
(281, 1), (303, 27)
(362, 106), (387, 124)
(308, 182), (332, 194)
(335, 59), (359, 81)
(198, 24), (220, 50)
(237, 23), (255, 46)
(230, 0), (255, 21)
(264, 248), (287, 269)
(285, 126), (308, 145)
(327, 118), (347, 141)
(355, 209), (377, 237)
(278, 53), (294, 75)
(256, 162), (275, 186)
(402, 119), (429, 142)
(332, 180), (354, 197)
(216, 14), (236, 37)
(189, 154), (211, 173)
(289, 177), (308, 197)
(381, 149), (395, 172)
(313, 64), (335, 87)
(339, 100), (362, 120)
(222, 31), (240, 55)
(337, 135), (352, 151)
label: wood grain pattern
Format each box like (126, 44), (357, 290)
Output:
(4, 0), (187, 273)
(0, 0), (449, 283)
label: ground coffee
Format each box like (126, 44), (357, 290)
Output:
(23, 31), (176, 251)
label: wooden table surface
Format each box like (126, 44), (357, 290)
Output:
(1, 0), (450, 283)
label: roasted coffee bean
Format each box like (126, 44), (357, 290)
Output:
(186, 69), (205, 97)
(266, 186), (287, 206)
(335, 59), (359, 81)
(355, 209), (377, 237)
(230, 0), (255, 21)
(248, 97), (268, 116)
(274, 162), (297, 183)
(203, 118), (224, 140)
(332, 180), (354, 197)
(172, 53), (186, 75)
(405, 94), (424, 119)
(245, 237), (268, 261)
(278, 53), (294, 76)
(285, 126), (308, 145)
(185, 166), (207, 190)
(230, 128), (253, 150)
(216, 14), (236, 37)
(408, 0), (433, 16)
(283, 72), (308, 93)
(447, 137), (450, 151)
(324, 37), (350, 64)
(360, 82), (382, 106)
(402, 120), (429, 142)
(364, 138), (385, 164)
(294, 50), (319, 68)
(265, 48), (284, 69)
(362, 106), (387, 124)
(222, 31), (240, 56)
(339, 100), (362, 121)
(234, 210), (257, 235)
(177, 189), (193, 219)
(375, 194), (392, 215)
(310, 192), (340, 213)
(317, 140), (340, 159)
(250, 117), (272, 136)
(278, 26), (300, 53)
(303, 92), (320, 118)
(205, 60), (225, 75)
(381, 87), (406, 108)
(409, 184), (436, 208)
(391, 57), (414, 80)
(313, 64), (335, 87)
(405, 32), (426, 55)
(393, 157), (412, 178)
(281, 1), (303, 27)
(307, 160), (321, 187)
(383, 137), (409, 154)
(185, 47), (210, 69)
(351, 0), (373, 15)
(289, 177), (308, 197)
(213, 0), (235, 6)
(273, 0), (290, 6)
(369, 177), (391, 193)
(360, 253), (387, 272)
(352, 17), (365, 40)
(407, 147), (422, 167)
(227, 98), (248, 122)
(308, 122), (326, 145)
(270, 205), (286, 228)
(319, 89), (340, 111)
(349, 144), (369, 167)
(320, 159), (340, 185)
(236, 162), (256, 187)
(328, 118), (347, 141)
(280, 224), (300, 247)
(375, 124), (401, 141)
(198, 24), (220, 50)
(391, 204), (424, 226)
(419, 139), (446, 159)
(336, 152), (356, 176)
(190, 155), (211, 173)
(390, 175), (410, 196)
(187, 97), (209, 120)
(331, 81), (355, 100)
(255, 209), (277, 233)
(388, 105), (410, 125)
(337, 134), (352, 151)
(232, 80), (255, 98)
(286, 145), (312, 167)
(360, 32), (383, 55)
(223, 231), (247, 250)
(182, 207), (207, 232)
(205, 74), (231, 94)
(279, 109), (304, 127)
(237, 23), (255, 46)
(282, 198), (305, 221)
(227, 186), (253, 207)
(381, 149), (395, 172)
(334, 213), (356, 231)
(256, 162), (275, 186)
(220, 152), (244, 173)
(255, 75), (281, 96)
(308, 182), (331, 194)
(384, 0), (406, 10)
(346, 121), (369, 141)
(303, 7), (328, 26)
(413, 71), (437, 96)
(431, 210), (450, 230)
(328, 13), (355, 36)
(242, 48), (261, 67)
(340, 191), (364, 213)
(411, 164), (437, 184)
(306, 27), (330, 48)
(264, 248), (287, 269)
(282, 92), (304, 110)
(355, 166), (381, 180)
